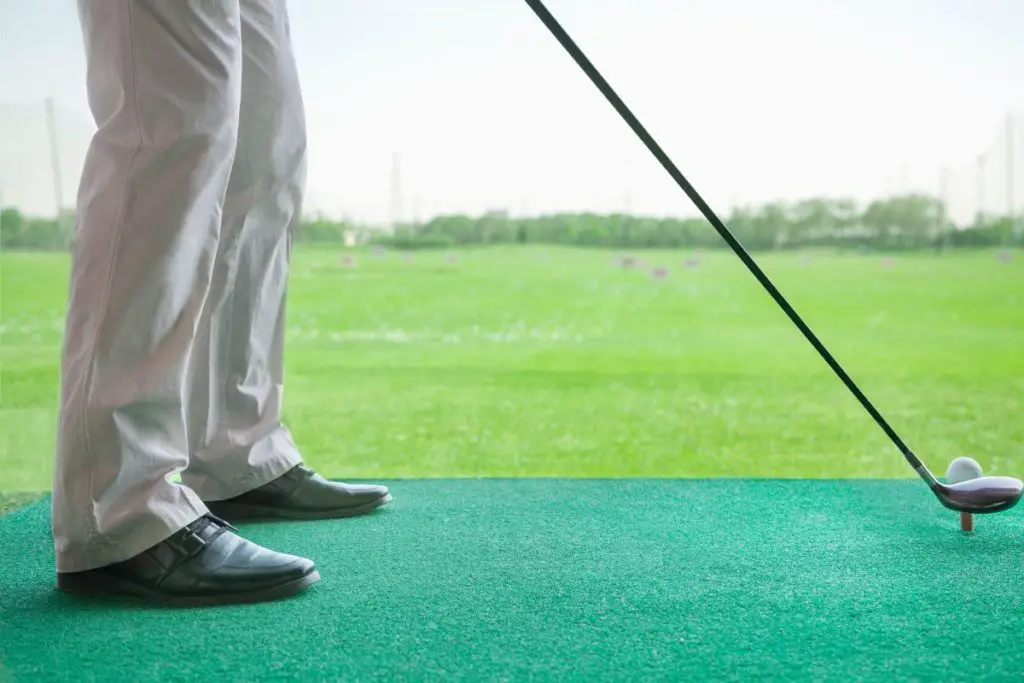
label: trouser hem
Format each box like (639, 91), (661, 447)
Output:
(182, 448), (303, 502)
(54, 490), (208, 574)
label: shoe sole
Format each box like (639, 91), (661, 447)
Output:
(56, 568), (321, 607)
(206, 493), (393, 522)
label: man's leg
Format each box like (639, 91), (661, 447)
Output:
(182, 0), (390, 519)
(52, 0), (242, 573)
(52, 0), (318, 604)
(180, 0), (305, 501)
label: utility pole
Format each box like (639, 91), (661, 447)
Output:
(45, 98), (65, 217)
(518, 197), (530, 245)
(389, 151), (402, 234)
(1008, 112), (1016, 244)
(938, 166), (950, 253)
(976, 153), (986, 227)
(622, 156), (633, 215)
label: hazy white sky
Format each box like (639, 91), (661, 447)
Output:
(1, 0), (1022, 223)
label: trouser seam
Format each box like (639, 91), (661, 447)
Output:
(214, 150), (258, 443)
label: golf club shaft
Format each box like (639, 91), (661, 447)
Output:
(524, 0), (940, 489)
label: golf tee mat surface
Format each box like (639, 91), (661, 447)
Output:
(2, 479), (1023, 682)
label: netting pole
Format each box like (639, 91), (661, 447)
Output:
(45, 97), (65, 217)
(1007, 112), (1016, 244)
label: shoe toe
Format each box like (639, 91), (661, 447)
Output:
(344, 483), (389, 499)
(211, 533), (316, 585)
(273, 554), (317, 583)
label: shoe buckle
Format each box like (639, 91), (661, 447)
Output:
(206, 513), (238, 533)
(177, 529), (207, 556)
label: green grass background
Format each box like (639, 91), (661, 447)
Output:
(2, 246), (1022, 494)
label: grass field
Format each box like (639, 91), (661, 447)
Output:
(2, 245), (1022, 494)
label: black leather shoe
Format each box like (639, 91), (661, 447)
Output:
(205, 464), (392, 521)
(56, 515), (319, 606)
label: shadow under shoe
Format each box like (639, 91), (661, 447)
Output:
(204, 464), (392, 521)
(56, 514), (319, 607)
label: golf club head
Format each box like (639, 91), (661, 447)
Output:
(935, 476), (1024, 514)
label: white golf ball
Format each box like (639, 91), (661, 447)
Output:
(946, 456), (983, 484)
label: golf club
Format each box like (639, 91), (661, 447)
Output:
(524, 0), (1022, 515)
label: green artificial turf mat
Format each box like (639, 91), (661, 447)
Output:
(2, 479), (1023, 681)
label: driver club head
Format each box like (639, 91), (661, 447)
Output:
(935, 476), (1024, 514)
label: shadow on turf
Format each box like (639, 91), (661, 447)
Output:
(20, 583), (326, 612)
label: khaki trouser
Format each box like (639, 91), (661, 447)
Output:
(53, 0), (306, 573)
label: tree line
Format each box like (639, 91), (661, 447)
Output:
(2, 195), (1020, 252)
